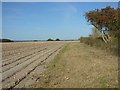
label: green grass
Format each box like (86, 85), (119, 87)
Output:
(98, 76), (108, 87)
(47, 44), (69, 70)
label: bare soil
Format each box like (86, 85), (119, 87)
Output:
(2, 41), (67, 89)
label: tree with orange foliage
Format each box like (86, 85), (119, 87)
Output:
(85, 6), (119, 43)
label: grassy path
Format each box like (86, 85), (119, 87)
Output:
(33, 42), (118, 88)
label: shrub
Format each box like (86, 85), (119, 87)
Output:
(80, 36), (118, 55)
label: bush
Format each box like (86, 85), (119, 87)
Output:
(80, 36), (118, 55)
(80, 37), (102, 46)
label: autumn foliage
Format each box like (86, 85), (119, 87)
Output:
(85, 6), (119, 42)
(80, 6), (119, 55)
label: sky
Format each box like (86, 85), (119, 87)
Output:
(2, 0), (120, 2)
(2, 2), (118, 40)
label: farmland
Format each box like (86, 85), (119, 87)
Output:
(1, 41), (118, 89)
(1, 41), (68, 89)
(2, 2), (119, 89)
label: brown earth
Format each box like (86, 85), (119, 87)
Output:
(1, 41), (68, 89)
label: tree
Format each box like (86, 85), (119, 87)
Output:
(56, 38), (60, 41)
(91, 27), (101, 38)
(47, 38), (54, 41)
(85, 6), (119, 43)
(0, 39), (14, 42)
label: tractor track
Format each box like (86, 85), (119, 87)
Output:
(2, 42), (66, 89)
(4, 46), (62, 90)
(2, 47), (47, 72)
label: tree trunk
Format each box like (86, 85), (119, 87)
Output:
(102, 35), (108, 43)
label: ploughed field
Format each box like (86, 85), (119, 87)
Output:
(2, 41), (67, 89)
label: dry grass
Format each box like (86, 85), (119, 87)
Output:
(34, 42), (118, 88)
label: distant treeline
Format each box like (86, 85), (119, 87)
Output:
(0, 39), (14, 42)
(0, 38), (78, 42)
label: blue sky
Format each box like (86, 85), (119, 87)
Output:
(2, 2), (118, 40)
